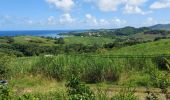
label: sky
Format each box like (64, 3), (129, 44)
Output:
(0, 0), (170, 30)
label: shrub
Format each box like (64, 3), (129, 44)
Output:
(66, 76), (95, 100)
(155, 57), (170, 70)
(0, 53), (13, 78)
(150, 69), (169, 93)
(18, 94), (38, 100)
(7, 37), (14, 44)
(55, 38), (65, 44)
(0, 85), (14, 99)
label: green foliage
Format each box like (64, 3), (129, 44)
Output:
(0, 53), (13, 78)
(64, 36), (113, 46)
(18, 94), (38, 100)
(6, 37), (15, 44)
(0, 41), (100, 56)
(32, 56), (66, 81)
(1, 35), (170, 99)
(32, 55), (121, 82)
(83, 62), (120, 83)
(0, 36), (14, 44)
(110, 38), (170, 55)
(29, 39), (44, 44)
(150, 71), (169, 93)
(155, 57), (170, 70)
(55, 37), (65, 44)
(0, 85), (14, 99)
(96, 86), (109, 100)
(144, 30), (170, 36)
(66, 76), (95, 100)
(111, 88), (138, 100)
(68, 27), (150, 37)
(114, 27), (148, 36)
(103, 38), (145, 49)
(19, 92), (67, 100)
(33, 91), (67, 100)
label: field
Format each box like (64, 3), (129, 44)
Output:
(0, 35), (170, 99)
(107, 39), (170, 55)
(64, 36), (113, 45)
(12, 36), (113, 46)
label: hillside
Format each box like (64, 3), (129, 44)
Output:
(110, 38), (170, 55)
(0, 35), (170, 99)
(63, 26), (170, 42)
(0, 36), (114, 56)
(61, 27), (150, 37)
(150, 24), (170, 30)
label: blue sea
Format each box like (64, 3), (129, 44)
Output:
(0, 30), (75, 38)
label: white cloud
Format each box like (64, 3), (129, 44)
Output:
(143, 17), (157, 26)
(43, 0), (149, 15)
(91, 0), (149, 14)
(59, 13), (75, 25)
(124, 5), (146, 14)
(85, 14), (98, 26)
(150, 0), (170, 9)
(98, 0), (123, 12)
(125, 0), (147, 6)
(124, 0), (149, 14)
(46, 0), (74, 11)
(84, 14), (127, 28)
(111, 18), (127, 26)
(0, 14), (128, 29)
(99, 19), (109, 26)
(47, 16), (56, 25)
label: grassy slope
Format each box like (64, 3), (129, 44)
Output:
(13, 36), (113, 46)
(6, 37), (170, 99)
(64, 36), (113, 45)
(0, 38), (8, 43)
(13, 36), (56, 46)
(107, 38), (170, 55)
(131, 32), (170, 41)
(131, 32), (161, 41)
(10, 54), (170, 99)
(2, 36), (169, 56)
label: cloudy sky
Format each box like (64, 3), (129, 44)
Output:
(0, 0), (170, 30)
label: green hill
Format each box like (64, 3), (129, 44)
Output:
(110, 38), (170, 55)
(65, 27), (150, 37)
(150, 24), (170, 30)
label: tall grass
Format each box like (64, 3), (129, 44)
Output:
(0, 53), (14, 78)
(4, 53), (168, 87)
(30, 54), (160, 84)
(111, 88), (138, 100)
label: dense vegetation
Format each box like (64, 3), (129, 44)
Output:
(62, 27), (150, 37)
(61, 26), (170, 37)
(0, 36), (111, 56)
(0, 28), (170, 99)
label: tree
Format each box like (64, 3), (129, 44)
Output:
(55, 38), (65, 44)
(6, 37), (14, 44)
